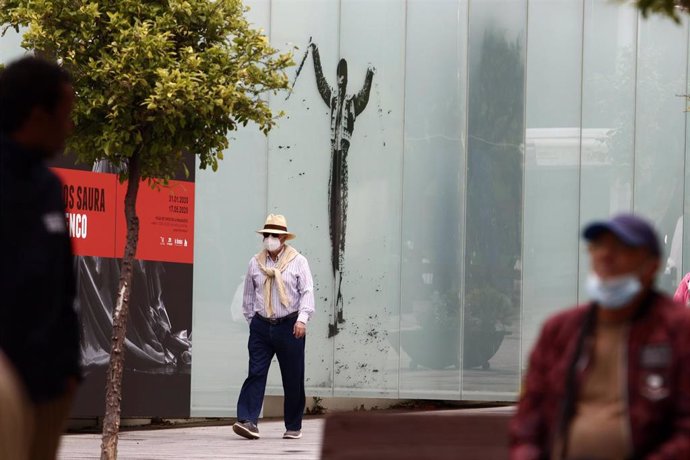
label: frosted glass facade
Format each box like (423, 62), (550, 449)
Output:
(191, 0), (690, 415)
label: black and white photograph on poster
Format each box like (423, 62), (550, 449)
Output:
(72, 258), (193, 417)
(78, 258), (192, 372)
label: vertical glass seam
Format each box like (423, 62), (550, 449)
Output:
(458, 0), (470, 400)
(631, 9), (640, 212)
(338, 0), (343, 60)
(681, 20), (690, 278)
(397, 0), (409, 401)
(576, 0), (586, 306)
(518, 0), (530, 388)
(331, 0), (343, 398)
(266, 0), (273, 216)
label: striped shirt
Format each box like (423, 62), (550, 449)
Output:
(241, 247), (315, 324)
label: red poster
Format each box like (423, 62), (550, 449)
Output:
(115, 179), (195, 264)
(52, 168), (195, 264)
(52, 168), (118, 258)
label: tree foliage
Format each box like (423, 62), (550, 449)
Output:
(629, 0), (690, 22)
(0, 0), (293, 179)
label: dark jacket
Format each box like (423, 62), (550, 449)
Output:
(510, 291), (690, 459)
(0, 135), (81, 403)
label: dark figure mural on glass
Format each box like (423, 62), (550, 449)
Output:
(309, 43), (375, 337)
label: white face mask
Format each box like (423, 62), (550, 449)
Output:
(263, 235), (282, 252)
(586, 273), (642, 309)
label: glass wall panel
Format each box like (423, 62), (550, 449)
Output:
(578, 1), (637, 300)
(684, 26), (690, 287)
(0, 27), (25, 63)
(190, 0), (271, 417)
(463, 0), (526, 400)
(328, 0), (406, 397)
(399, 0), (468, 399)
(44, 0), (687, 413)
(264, 0), (341, 396)
(634, 15), (689, 294)
(521, 0), (583, 369)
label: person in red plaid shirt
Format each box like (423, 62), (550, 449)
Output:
(511, 214), (690, 459)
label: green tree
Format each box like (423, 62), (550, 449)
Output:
(0, 1), (292, 458)
(628, 0), (690, 22)
(464, 25), (524, 371)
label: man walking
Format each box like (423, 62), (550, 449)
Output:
(233, 214), (315, 440)
(0, 56), (81, 459)
(510, 214), (690, 459)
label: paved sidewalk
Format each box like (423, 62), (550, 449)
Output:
(57, 407), (514, 459)
(58, 418), (325, 460)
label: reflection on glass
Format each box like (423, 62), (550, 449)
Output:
(634, 16), (688, 294)
(330, 0), (405, 396)
(579, 0), (637, 299)
(521, 0), (583, 368)
(399, 0), (467, 398)
(463, 0), (526, 399)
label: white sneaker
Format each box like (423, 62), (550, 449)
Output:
(283, 430), (302, 439)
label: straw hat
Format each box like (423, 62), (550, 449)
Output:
(256, 214), (296, 240)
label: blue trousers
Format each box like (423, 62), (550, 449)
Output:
(236, 315), (306, 431)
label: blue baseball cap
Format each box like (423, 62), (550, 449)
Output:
(582, 213), (661, 257)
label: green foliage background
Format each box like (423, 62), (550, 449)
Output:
(629, 0), (690, 22)
(0, 0), (293, 180)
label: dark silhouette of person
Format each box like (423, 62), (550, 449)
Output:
(0, 56), (81, 460)
(310, 43), (374, 337)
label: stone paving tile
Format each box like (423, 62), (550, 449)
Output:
(57, 407), (514, 459)
(58, 418), (325, 460)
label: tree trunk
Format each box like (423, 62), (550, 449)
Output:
(101, 152), (142, 460)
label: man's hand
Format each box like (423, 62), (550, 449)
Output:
(293, 321), (306, 339)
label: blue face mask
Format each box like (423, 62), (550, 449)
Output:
(586, 273), (642, 309)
